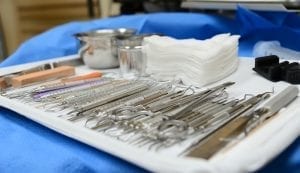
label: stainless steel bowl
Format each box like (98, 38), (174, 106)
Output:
(75, 28), (136, 69)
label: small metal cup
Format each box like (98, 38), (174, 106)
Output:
(118, 46), (146, 78)
(117, 34), (160, 78)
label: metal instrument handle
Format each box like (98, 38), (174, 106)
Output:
(263, 85), (299, 115)
(246, 85), (299, 133)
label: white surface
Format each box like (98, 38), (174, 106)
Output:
(1, 55), (300, 172)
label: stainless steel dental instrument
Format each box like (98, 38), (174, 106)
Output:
(187, 85), (298, 159)
(5, 76), (291, 154)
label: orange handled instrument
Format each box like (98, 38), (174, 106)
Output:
(61, 71), (102, 82)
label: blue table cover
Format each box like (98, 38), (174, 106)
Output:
(1, 6), (300, 172)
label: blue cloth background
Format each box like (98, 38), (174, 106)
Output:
(1, 7), (300, 172)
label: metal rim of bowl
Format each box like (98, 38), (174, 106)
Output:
(74, 28), (137, 38)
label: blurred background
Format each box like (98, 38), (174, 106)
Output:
(0, 0), (299, 62)
(0, 0), (186, 62)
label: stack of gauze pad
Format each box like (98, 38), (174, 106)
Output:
(142, 34), (240, 87)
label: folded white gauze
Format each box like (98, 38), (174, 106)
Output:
(143, 34), (240, 87)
